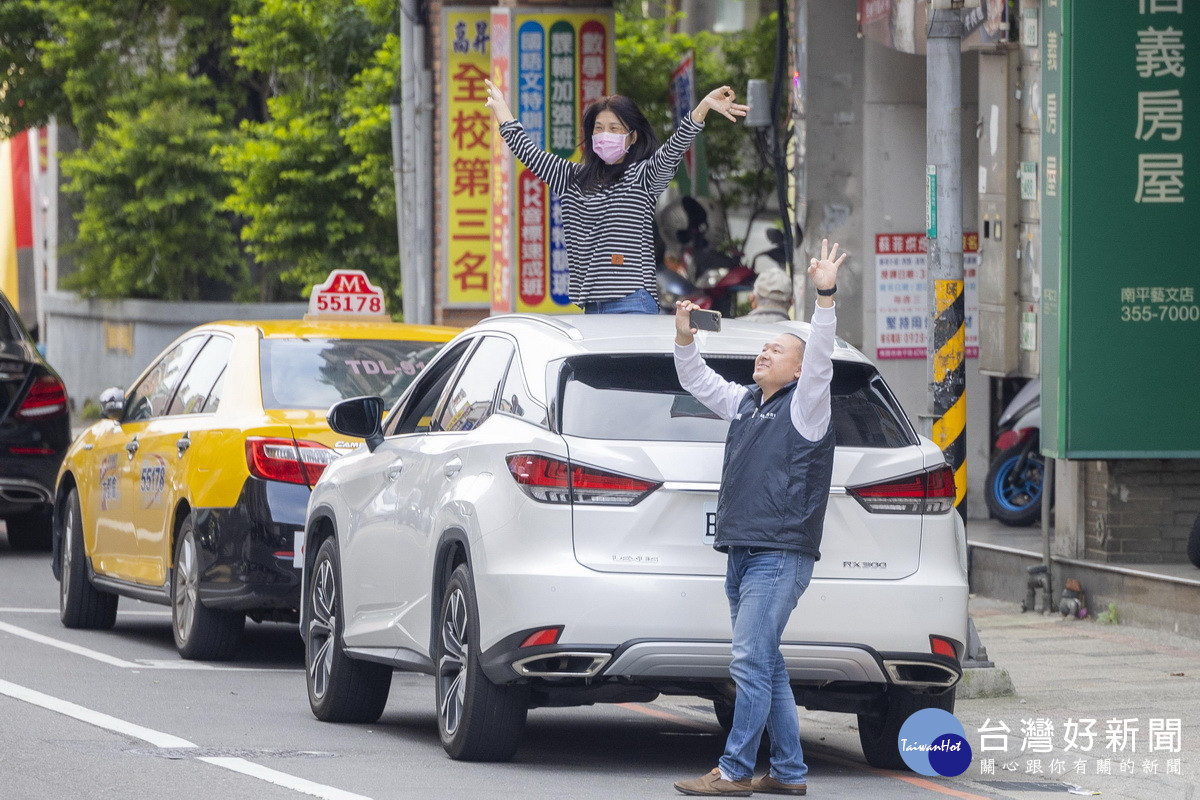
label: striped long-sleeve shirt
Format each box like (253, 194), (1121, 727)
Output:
(498, 115), (705, 306)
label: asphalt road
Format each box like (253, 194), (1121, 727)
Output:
(2, 534), (1196, 800)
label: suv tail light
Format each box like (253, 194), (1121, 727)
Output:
(847, 465), (957, 514)
(246, 437), (337, 487)
(16, 374), (68, 419)
(506, 454), (659, 506)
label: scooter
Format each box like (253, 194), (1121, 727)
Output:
(984, 378), (1045, 527)
(654, 196), (786, 316)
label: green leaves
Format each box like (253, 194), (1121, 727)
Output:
(615, 12), (781, 251)
(222, 0), (400, 303)
(5, 0), (400, 303)
(63, 100), (242, 300)
(4, 2), (774, 304)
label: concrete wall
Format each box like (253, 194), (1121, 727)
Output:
(859, 38), (992, 517)
(806, 0), (865, 348)
(42, 292), (307, 409)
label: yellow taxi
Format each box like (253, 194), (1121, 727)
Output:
(52, 271), (458, 660)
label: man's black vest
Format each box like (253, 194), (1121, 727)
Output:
(713, 380), (836, 559)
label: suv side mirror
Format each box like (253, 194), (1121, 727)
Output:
(99, 387), (126, 421)
(327, 396), (385, 452)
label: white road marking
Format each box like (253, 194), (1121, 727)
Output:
(0, 606), (171, 616)
(0, 677), (194, 747)
(0, 620), (141, 667)
(133, 659), (301, 673)
(198, 758), (373, 800)
(0, 679), (373, 800)
(0, 621), (301, 672)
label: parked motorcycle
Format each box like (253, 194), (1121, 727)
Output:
(655, 196), (787, 316)
(985, 378), (1045, 527)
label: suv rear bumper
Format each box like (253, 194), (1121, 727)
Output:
(473, 566), (967, 689)
(481, 635), (961, 691)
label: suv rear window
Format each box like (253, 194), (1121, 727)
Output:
(260, 339), (446, 410)
(559, 355), (917, 447)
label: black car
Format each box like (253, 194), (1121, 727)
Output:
(0, 291), (70, 550)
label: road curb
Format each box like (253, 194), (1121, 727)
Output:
(956, 665), (1015, 699)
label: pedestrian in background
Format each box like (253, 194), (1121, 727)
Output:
(671, 240), (846, 797)
(483, 79), (748, 313)
(741, 267), (794, 323)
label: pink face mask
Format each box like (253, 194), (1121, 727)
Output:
(592, 132), (630, 165)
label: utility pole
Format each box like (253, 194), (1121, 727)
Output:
(926, 5), (967, 516)
(398, 0), (433, 325)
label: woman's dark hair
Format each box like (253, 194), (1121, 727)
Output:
(574, 95), (660, 195)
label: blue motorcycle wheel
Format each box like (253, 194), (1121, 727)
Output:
(985, 444), (1044, 527)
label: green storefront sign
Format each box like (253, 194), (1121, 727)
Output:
(1042, 0), (1199, 458)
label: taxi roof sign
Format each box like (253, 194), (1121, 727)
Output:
(306, 270), (388, 319)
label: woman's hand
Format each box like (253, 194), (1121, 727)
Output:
(484, 78), (515, 124)
(691, 86), (749, 124)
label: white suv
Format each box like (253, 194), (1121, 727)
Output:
(300, 314), (968, 768)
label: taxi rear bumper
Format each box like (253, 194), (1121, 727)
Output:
(192, 477), (308, 617)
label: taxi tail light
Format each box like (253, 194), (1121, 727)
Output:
(16, 374), (68, 420)
(246, 437), (337, 487)
(848, 465), (957, 515)
(505, 454), (659, 506)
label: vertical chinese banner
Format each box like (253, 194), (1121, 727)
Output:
(669, 51), (696, 195)
(490, 10), (512, 314)
(491, 9), (613, 314)
(516, 18), (548, 310)
(442, 10), (492, 308)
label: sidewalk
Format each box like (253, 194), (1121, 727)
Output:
(966, 518), (1200, 639)
(957, 595), (1200, 798)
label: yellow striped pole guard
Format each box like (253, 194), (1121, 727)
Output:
(931, 279), (966, 507)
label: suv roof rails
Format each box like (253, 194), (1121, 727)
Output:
(484, 313), (584, 341)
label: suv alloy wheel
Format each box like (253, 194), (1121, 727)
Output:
(435, 564), (529, 761)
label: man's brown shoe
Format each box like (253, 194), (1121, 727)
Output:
(751, 774), (808, 795)
(674, 768), (753, 796)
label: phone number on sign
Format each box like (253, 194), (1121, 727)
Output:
(316, 294), (383, 313)
(1120, 305), (1200, 322)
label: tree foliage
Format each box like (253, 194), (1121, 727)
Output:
(63, 99), (242, 300)
(615, 12), (781, 250)
(1, 2), (775, 302)
(221, 0), (400, 303)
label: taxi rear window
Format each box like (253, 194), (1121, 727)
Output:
(260, 338), (446, 410)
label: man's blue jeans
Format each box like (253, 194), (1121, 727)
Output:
(582, 288), (660, 314)
(719, 546), (816, 784)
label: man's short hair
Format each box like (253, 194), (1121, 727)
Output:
(754, 268), (792, 304)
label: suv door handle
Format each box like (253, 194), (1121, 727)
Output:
(386, 461), (404, 481)
(125, 438), (139, 458)
(176, 433), (191, 457)
(443, 456), (463, 478)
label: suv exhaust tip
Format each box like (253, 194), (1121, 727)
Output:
(883, 659), (960, 688)
(512, 652), (611, 678)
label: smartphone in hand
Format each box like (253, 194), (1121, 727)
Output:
(690, 309), (722, 332)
